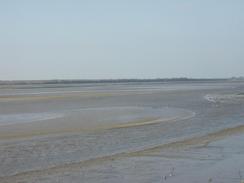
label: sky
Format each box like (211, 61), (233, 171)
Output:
(0, 0), (244, 80)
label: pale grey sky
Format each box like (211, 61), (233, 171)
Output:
(0, 0), (244, 80)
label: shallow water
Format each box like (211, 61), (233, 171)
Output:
(0, 81), (244, 182)
(0, 112), (64, 126)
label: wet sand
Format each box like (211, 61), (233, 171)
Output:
(0, 81), (244, 183)
(0, 107), (194, 140)
(1, 124), (244, 183)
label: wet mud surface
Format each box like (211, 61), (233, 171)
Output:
(0, 81), (244, 182)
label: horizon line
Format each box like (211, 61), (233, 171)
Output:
(0, 77), (243, 85)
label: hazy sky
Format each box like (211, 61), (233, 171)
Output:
(0, 0), (244, 80)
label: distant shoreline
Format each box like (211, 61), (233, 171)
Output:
(1, 78), (242, 85)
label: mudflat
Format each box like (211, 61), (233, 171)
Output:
(0, 81), (244, 183)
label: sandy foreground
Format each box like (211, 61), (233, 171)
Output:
(1, 125), (244, 183)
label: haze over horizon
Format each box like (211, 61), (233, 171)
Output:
(0, 1), (244, 80)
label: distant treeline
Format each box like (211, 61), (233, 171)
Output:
(0, 78), (234, 85)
